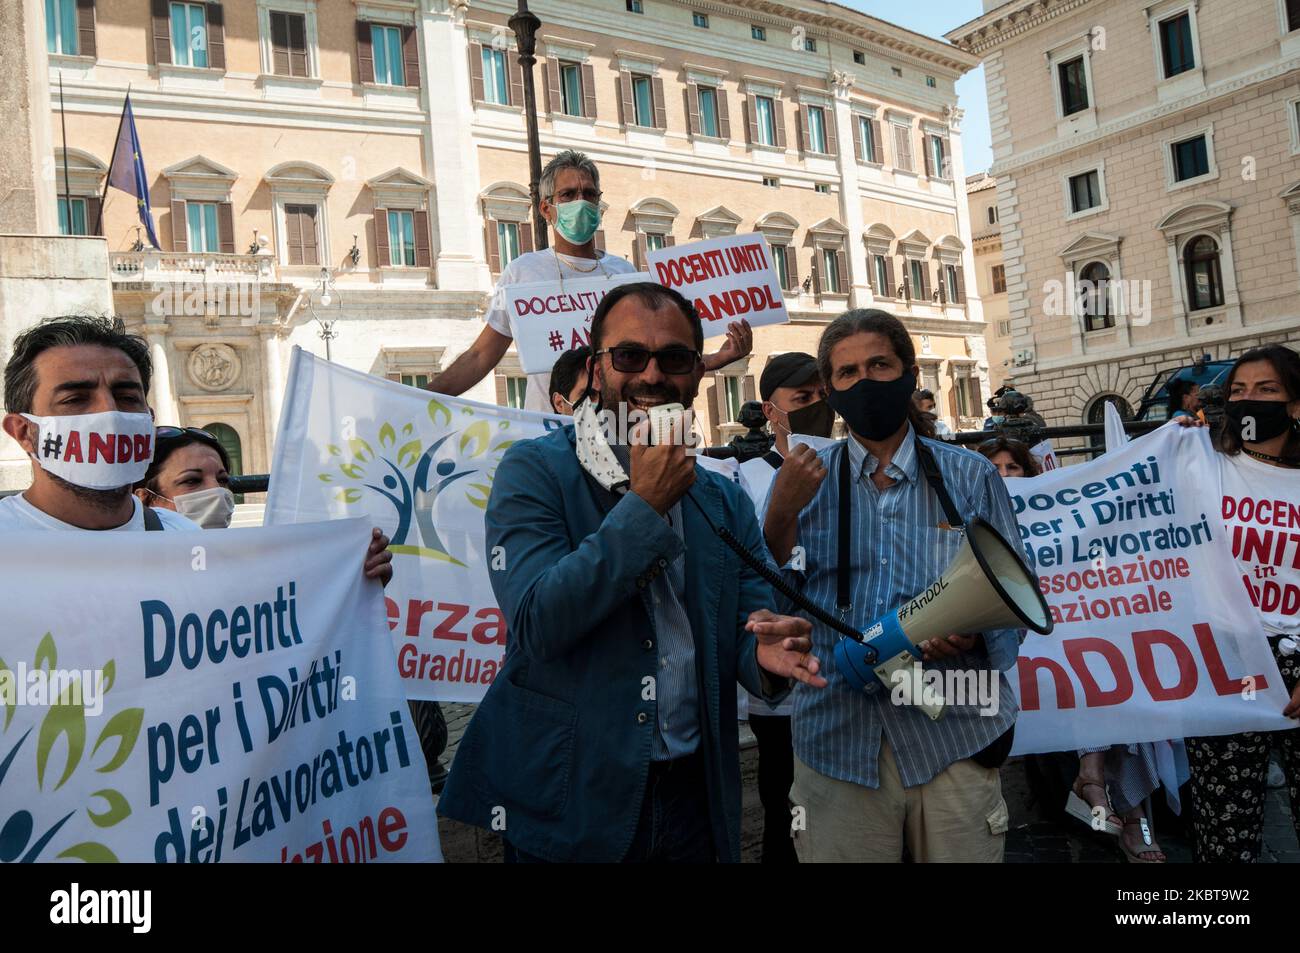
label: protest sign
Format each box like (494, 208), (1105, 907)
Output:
(267, 349), (556, 702)
(1007, 424), (1294, 754)
(1219, 453), (1300, 636)
(0, 519), (439, 862)
(1029, 439), (1059, 471)
(506, 271), (648, 375)
(646, 233), (790, 336)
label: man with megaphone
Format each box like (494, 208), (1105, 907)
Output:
(764, 310), (1043, 863)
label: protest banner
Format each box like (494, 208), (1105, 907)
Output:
(646, 232), (790, 336)
(1007, 423), (1294, 754)
(0, 519), (439, 862)
(266, 349), (555, 702)
(506, 271), (648, 375)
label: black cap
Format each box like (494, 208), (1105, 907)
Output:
(760, 352), (819, 402)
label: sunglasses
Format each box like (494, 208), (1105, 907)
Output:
(156, 426), (217, 442)
(595, 346), (700, 376)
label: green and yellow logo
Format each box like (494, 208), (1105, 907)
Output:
(0, 633), (143, 863)
(318, 398), (518, 566)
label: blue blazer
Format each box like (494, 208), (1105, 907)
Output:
(437, 425), (784, 862)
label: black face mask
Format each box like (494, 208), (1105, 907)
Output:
(783, 399), (836, 439)
(1226, 399), (1296, 443)
(825, 372), (916, 442)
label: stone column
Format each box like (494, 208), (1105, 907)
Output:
(0, 0), (58, 233)
(831, 70), (869, 308)
(142, 323), (179, 424)
(944, 106), (990, 404)
(420, 0), (492, 293)
(260, 325), (285, 463)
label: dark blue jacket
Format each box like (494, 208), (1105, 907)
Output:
(437, 425), (784, 862)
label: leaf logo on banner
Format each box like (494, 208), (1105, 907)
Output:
(0, 634), (143, 863)
(317, 400), (517, 565)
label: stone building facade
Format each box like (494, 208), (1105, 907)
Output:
(947, 0), (1300, 437)
(7, 0), (992, 491)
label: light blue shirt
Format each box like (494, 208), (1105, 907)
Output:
(767, 424), (1023, 789)
(612, 445), (699, 760)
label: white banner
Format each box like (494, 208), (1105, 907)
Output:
(0, 519), (439, 862)
(266, 349), (556, 702)
(647, 232), (790, 337)
(1008, 423), (1294, 754)
(506, 271), (649, 375)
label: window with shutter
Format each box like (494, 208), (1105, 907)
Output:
(371, 23), (404, 86)
(169, 2), (208, 68)
(560, 63), (583, 116)
(631, 74), (654, 127)
(891, 123), (913, 172)
(697, 86), (719, 137)
(387, 209), (416, 266)
(47, 0), (80, 55)
(285, 204), (319, 266)
(270, 11), (308, 77)
(481, 47), (509, 105)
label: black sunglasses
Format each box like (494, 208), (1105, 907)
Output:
(156, 426), (217, 442)
(595, 346), (700, 376)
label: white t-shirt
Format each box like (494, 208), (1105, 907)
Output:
(1219, 451), (1300, 636)
(484, 248), (639, 413)
(0, 492), (200, 532)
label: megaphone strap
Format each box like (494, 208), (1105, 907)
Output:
(836, 436), (967, 618)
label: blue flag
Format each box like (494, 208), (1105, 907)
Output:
(106, 95), (160, 249)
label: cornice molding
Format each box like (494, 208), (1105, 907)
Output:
(945, 0), (1094, 56)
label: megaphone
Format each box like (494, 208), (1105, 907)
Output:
(834, 517), (1053, 720)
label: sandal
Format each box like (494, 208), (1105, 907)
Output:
(1065, 774), (1123, 835)
(1120, 816), (1166, 863)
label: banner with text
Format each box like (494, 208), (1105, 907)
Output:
(0, 519), (439, 862)
(266, 349), (557, 702)
(647, 232), (790, 336)
(1007, 423), (1294, 754)
(507, 271), (649, 375)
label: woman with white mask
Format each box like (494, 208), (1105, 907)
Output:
(134, 426), (236, 529)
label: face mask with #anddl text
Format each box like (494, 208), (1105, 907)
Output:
(21, 410), (154, 489)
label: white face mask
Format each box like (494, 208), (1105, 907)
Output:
(21, 411), (154, 490)
(172, 486), (236, 529)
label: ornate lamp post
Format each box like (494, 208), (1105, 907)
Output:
(509, 0), (548, 249)
(308, 267), (339, 361)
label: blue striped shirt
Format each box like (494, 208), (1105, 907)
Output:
(769, 424), (1022, 789)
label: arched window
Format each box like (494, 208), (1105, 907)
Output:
(202, 423), (243, 477)
(1077, 261), (1113, 331)
(1085, 395), (1132, 449)
(204, 422), (244, 502)
(1184, 235), (1223, 311)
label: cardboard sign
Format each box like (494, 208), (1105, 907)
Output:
(1030, 439), (1060, 471)
(506, 272), (649, 374)
(646, 233), (790, 337)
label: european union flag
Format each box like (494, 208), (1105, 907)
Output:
(105, 94), (160, 249)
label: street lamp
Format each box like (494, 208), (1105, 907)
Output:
(509, 0), (548, 249)
(308, 267), (339, 361)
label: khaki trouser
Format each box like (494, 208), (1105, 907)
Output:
(790, 738), (1008, 863)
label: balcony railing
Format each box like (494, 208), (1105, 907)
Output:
(110, 250), (278, 282)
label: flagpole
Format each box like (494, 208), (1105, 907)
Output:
(94, 83), (132, 238)
(58, 74), (72, 235)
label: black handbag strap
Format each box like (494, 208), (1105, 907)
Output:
(836, 435), (964, 616)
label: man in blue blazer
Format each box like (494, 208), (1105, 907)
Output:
(438, 282), (826, 862)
